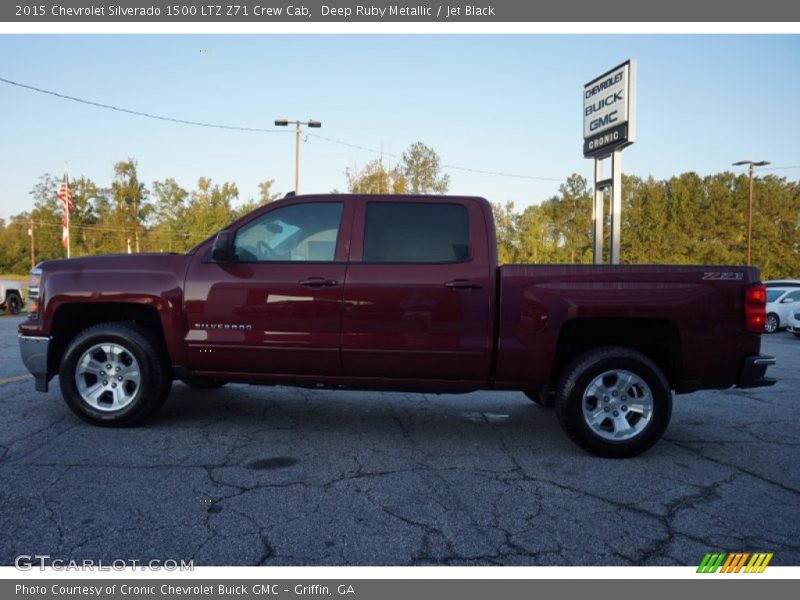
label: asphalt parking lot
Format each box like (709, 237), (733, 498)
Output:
(1, 314), (798, 566)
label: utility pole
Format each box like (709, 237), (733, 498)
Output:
(28, 216), (35, 268)
(733, 160), (770, 265)
(274, 119), (322, 194)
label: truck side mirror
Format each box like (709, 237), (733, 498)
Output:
(211, 230), (234, 263)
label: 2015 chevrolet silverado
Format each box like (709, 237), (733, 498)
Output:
(18, 194), (776, 457)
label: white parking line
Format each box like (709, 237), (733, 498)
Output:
(0, 374), (33, 386)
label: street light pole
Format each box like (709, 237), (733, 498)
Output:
(274, 119), (322, 195)
(733, 159), (770, 266)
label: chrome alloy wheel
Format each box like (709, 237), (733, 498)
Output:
(75, 343), (141, 411)
(581, 369), (654, 441)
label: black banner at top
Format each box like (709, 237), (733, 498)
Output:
(3, 0), (800, 22)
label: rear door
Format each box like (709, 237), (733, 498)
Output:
(184, 198), (352, 376)
(341, 198), (493, 382)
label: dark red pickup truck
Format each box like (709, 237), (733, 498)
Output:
(19, 194), (775, 457)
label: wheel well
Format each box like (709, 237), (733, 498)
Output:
(48, 303), (167, 374)
(552, 318), (681, 389)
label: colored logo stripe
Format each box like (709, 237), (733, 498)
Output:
(697, 553), (726, 573)
(697, 552), (773, 573)
(745, 553), (773, 573)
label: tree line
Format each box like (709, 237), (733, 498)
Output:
(0, 142), (797, 279)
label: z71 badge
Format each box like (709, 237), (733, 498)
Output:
(702, 272), (744, 281)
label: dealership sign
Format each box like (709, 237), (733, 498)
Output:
(583, 60), (637, 158)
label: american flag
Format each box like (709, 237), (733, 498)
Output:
(58, 173), (73, 249)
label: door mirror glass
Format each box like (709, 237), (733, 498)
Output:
(211, 230), (234, 262)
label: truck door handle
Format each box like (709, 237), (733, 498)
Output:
(444, 279), (482, 290)
(299, 277), (338, 288)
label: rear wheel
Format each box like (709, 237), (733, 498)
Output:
(5, 292), (22, 315)
(555, 347), (672, 458)
(764, 313), (779, 333)
(59, 322), (172, 426)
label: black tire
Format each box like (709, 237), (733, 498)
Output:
(179, 377), (226, 389)
(5, 292), (22, 315)
(555, 347), (672, 458)
(59, 322), (172, 426)
(764, 313), (779, 334)
(524, 386), (555, 408)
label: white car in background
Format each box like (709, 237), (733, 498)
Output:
(0, 279), (24, 315)
(787, 311), (800, 338)
(764, 287), (800, 333)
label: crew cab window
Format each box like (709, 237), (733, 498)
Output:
(234, 202), (343, 262)
(363, 202), (470, 263)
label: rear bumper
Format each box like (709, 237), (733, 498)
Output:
(18, 335), (50, 392)
(737, 354), (777, 389)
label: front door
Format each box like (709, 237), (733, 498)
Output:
(184, 199), (351, 377)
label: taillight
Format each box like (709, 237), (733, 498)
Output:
(744, 284), (767, 333)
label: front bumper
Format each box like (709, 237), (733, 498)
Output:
(737, 354), (777, 389)
(18, 335), (50, 392)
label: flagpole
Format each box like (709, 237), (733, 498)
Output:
(66, 199), (70, 259)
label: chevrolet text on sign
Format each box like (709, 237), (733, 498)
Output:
(583, 59), (636, 158)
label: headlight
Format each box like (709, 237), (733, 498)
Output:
(27, 267), (41, 318)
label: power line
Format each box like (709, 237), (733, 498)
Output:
(1, 75), (566, 184)
(307, 133), (564, 182)
(0, 76), (288, 134)
(763, 165), (800, 171)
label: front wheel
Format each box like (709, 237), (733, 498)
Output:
(555, 347), (672, 458)
(764, 313), (779, 334)
(59, 322), (172, 426)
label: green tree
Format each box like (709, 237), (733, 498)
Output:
(28, 173), (65, 262)
(491, 200), (518, 264)
(151, 178), (189, 251)
(346, 158), (407, 194)
(400, 142), (450, 194)
(110, 159), (150, 252)
(233, 179), (281, 219)
(68, 176), (106, 256)
(185, 177), (238, 245)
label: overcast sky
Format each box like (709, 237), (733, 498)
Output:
(0, 34), (798, 219)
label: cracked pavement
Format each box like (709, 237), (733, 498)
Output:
(1, 315), (798, 566)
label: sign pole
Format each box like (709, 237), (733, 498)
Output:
(610, 149), (622, 264)
(583, 59), (636, 266)
(592, 158), (604, 264)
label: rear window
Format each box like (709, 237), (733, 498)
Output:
(363, 202), (470, 263)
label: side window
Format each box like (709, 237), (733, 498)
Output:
(363, 202), (470, 263)
(785, 291), (800, 302)
(234, 202), (343, 262)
